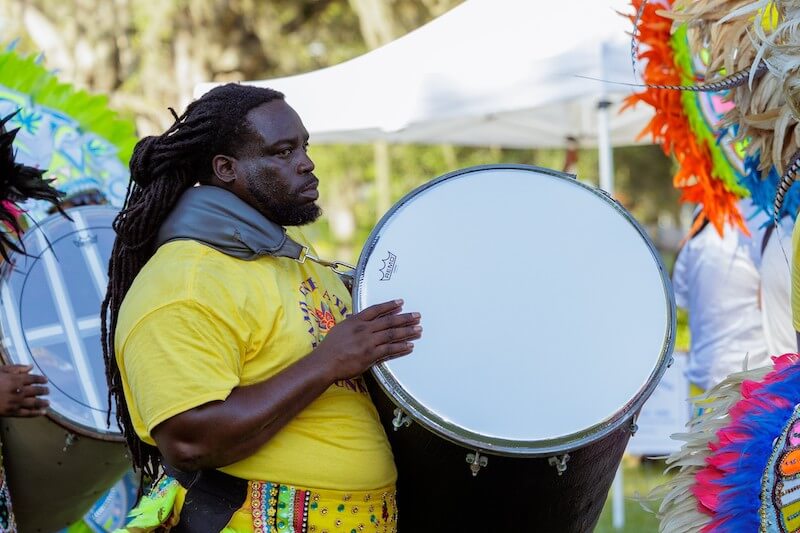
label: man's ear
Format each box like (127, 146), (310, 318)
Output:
(212, 155), (238, 185)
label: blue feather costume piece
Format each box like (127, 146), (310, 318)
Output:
(700, 357), (800, 532)
(740, 154), (800, 224)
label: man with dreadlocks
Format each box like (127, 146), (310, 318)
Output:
(0, 110), (61, 532)
(103, 84), (421, 533)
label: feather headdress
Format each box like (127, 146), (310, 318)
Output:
(623, 0), (748, 235)
(671, 0), (800, 222)
(647, 354), (800, 533)
(626, 0), (800, 227)
(0, 47), (137, 221)
(0, 111), (62, 261)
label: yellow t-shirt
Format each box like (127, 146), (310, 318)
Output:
(115, 228), (396, 491)
(792, 217), (800, 331)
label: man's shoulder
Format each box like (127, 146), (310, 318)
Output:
(151, 239), (240, 267)
(148, 239), (275, 281)
(117, 241), (256, 341)
(138, 239), (291, 303)
(125, 241), (260, 309)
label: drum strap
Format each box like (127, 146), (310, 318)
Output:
(157, 184), (355, 281)
(156, 185), (306, 261)
(163, 463), (248, 533)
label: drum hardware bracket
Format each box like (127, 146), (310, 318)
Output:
(548, 454), (570, 476)
(629, 414), (639, 436)
(73, 232), (98, 247)
(62, 432), (77, 452)
(298, 249), (356, 284)
(392, 408), (412, 431)
(667, 355), (675, 368)
(466, 451), (488, 476)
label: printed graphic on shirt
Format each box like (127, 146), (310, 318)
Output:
(297, 276), (366, 393)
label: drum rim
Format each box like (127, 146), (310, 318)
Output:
(354, 163), (677, 457)
(0, 205), (125, 441)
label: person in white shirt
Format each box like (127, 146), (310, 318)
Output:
(672, 199), (768, 392)
(751, 215), (797, 356)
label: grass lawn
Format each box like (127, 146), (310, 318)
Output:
(594, 456), (671, 533)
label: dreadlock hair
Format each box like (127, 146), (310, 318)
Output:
(0, 111), (64, 261)
(101, 84), (285, 478)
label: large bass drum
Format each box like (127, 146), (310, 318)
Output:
(355, 165), (675, 532)
(0, 206), (130, 532)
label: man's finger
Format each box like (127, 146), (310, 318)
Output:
(20, 396), (49, 409)
(357, 299), (403, 321)
(380, 326), (422, 345)
(374, 342), (415, 363)
(371, 312), (421, 332)
(22, 374), (48, 386)
(1, 364), (33, 374)
(12, 407), (47, 418)
(376, 341), (415, 360)
(21, 385), (49, 397)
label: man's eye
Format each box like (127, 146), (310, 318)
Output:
(278, 148), (292, 157)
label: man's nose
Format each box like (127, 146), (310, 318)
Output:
(298, 152), (315, 173)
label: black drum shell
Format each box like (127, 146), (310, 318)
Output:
(366, 373), (630, 533)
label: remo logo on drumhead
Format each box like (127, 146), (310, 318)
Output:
(379, 252), (397, 281)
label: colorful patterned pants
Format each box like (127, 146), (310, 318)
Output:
(120, 476), (397, 533)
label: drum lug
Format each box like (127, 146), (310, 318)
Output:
(391, 408), (412, 431)
(62, 432), (77, 452)
(465, 451), (488, 477)
(548, 454), (570, 476)
(629, 414), (639, 436)
(667, 355), (675, 368)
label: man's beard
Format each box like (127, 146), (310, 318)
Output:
(246, 175), (322, 226)
(266, 201), (322, 226)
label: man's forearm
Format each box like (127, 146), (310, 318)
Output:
(153, 349), (334, 471)
(152, 299), (420, 472)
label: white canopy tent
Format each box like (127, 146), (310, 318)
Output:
(195, 0), (652, 196)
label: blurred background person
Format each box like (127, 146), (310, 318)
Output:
(754, 215), (797, 355)
(672, 199), (768, 401)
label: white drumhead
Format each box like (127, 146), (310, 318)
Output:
(355, 165), (674, 456)
(0, 206), (122, 439)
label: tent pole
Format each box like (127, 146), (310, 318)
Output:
(612, 464), (625, 529)
(599, 96), (624, 530)
(597, 99), (615, 196)
(375, 139), (391, 221)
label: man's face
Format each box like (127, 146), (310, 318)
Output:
(231, 100), (321, 226)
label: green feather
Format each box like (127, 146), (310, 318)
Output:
(116, 477), (180, 533)
(671, 27), (749, 198)
(0, 48), (137, 164)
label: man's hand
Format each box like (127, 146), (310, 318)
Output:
(313, 299), (422, 381)
(0, 365), (49, 417)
